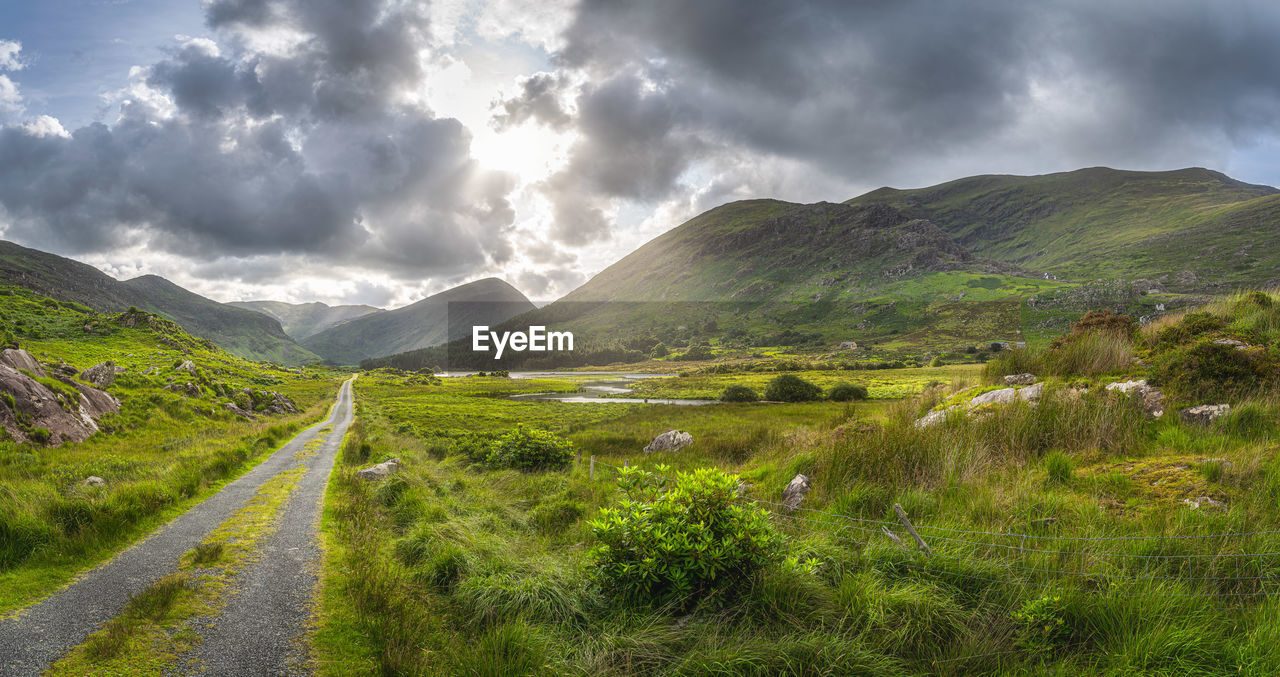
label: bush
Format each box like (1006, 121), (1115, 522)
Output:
(719, 384), (759, 402)
(763, 374), (823, 402)
(588, 467), (785, 606)
(929, 356), (944, 367)
(486, 427), (575, 471)
(1153, 340), (1272, 403)
(828, 383), (868, 402)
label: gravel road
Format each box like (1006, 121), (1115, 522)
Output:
(0, 377), (355, 676)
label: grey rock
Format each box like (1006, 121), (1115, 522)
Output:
(80, 361), (118, 388)
(969, 383), (1042, 407)
(1180, 404), (1231, 426)
(1183, 495), (1225, 510)
(0, 364), (120, 445)
(1105, 379), (1166, 418)
(165, 381), (201, 398)
(82, 476), (106, 488)
(1004, 373), (1038, 386)
(223, 402), (257, 420)
(1, 348), (45, 377)
(1212, 338), (1248, 350)
(176, 360), (198, 375)
(914, 407), (953, 428)
(643, 429), (694, 454)
(356, 458), (402, 481)
(781, 474), (811, 512)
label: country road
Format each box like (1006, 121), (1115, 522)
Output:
(0, 377), (356, 676)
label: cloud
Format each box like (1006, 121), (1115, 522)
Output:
(0, 0), (517, 282)
(500, 0), (1280, 229)
(0, 41), (22, 71)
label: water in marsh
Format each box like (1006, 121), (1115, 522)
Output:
(439, 371), (719, 405)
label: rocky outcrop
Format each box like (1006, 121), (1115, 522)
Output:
(1004, 373), (1038, 386)
(1181, 404), (1230, 426)
(0, 364), (120, 446)
(781, 474), (811, 512)
(165, 382), (202, 398)
(176, 360), (198, 375)
(1183, 495), (1225, 510)
(262, 391), (297, 415)
(356, 458), (402, 480)
(1104, 379), (1166, 418)
(80, 361), (118, 388)
(643, 430), (694, 454)
(1, 348), (45, 377)
(223, 402), (257, 420)
(969, 383), (1043, 407)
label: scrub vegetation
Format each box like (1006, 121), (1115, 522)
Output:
(317, 290), (1280, 675)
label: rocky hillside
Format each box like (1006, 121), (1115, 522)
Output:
(301, 278), (535, 365)
(0, 241), (319, 365)
(229, 300), (383, 340)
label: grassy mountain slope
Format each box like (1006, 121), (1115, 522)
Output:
(0, 241), (319, 365)
(228, 300), (383, 340)
(301, 278), (535, 365)
(846, 166), (1280, 286)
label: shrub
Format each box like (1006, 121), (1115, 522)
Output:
(1154, 312), (1225, 347)
(1013, 593), (1068, 655)
(763, 374), (823, 402)
(929, 356), (944, 367)
(588, 467), (785, 606)
(1153, 340), (1271, 402)
(828, 383), (868, 402)
(486, 427), (575, 471)
(1045, 451), (1073, 485)
(1066, 309), (1135, 338)
(719, 384), (759, 402)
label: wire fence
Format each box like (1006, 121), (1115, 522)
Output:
(581, 455), (1280, 599)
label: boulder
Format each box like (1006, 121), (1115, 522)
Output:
(1104, 379), (1165, 418)
(1212, 338), (1248, 350)
(82, 476), (106, 488)
(356, 458), (403, 481)
(969, 383), (1042, 407)
(262, 391), (298, 415)
(1181, 404), (1230, 426)
(914, 407), (955, 429)
(80, 361), (118, 388)
(644, 429), (694, 454)
(1004, 373), (1038, 386)
(1, 348), (45, 377)
(165, 382), (202, 398)
(0, 364), (120, 446)
(781, 474), (811, 512)
(223, 402), (257, 420)
(176, 360), (198, 375)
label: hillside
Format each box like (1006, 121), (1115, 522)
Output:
(229, 300), (383, 340)
(0, 241), (319, 365)
(846, 166), (1280, 287)
(300, 278), (535, 365)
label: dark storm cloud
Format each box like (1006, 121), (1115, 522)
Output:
(499, 0), (1280, 242)
(492, 72), (572, 129)
(0, 0), (514, 279)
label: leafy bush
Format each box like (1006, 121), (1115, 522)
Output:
(763, 374), (823, 402)
(1154, 312), (1225, 348)
(1013, 593), (1067, 655)
(827, 383), (868, 402)
(588, 467), (785, 606)
(486, 427), (575, 471)
(929, 356), (944, 367)
(719, 384), (759, 402)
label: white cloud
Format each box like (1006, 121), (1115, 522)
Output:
(0, 40), (22, 71)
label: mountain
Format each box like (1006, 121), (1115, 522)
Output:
(845, 166), (1280, 287)
(0, 240), (319, 365)
(229, 300), (383, 340)
(300, 278), (535, 365)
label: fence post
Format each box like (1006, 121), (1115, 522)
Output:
(893, 503), (933, 557)
(577, 450), (582, 465)
(589, 456), (595, 481)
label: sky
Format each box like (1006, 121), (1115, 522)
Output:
(2, 0), (1280, 308)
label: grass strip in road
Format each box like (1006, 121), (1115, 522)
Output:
(43, 447), (318, 676)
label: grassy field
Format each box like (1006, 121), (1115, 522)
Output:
(0, 285), (343, 613)
(619, 364), (981, 401)
(317, 291), (1280, 675)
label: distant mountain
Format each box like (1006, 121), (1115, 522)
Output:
(0, 241), (319, 365)
(846, 166), (1280, 287)
(300, 278), (535, 365)
(229, 300), (383, 340)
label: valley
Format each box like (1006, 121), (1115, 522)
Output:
(1, 167), (1280, 675)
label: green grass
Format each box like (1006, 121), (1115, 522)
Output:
(0, 285), (344, 612)
(319, 289), (1280, 674)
